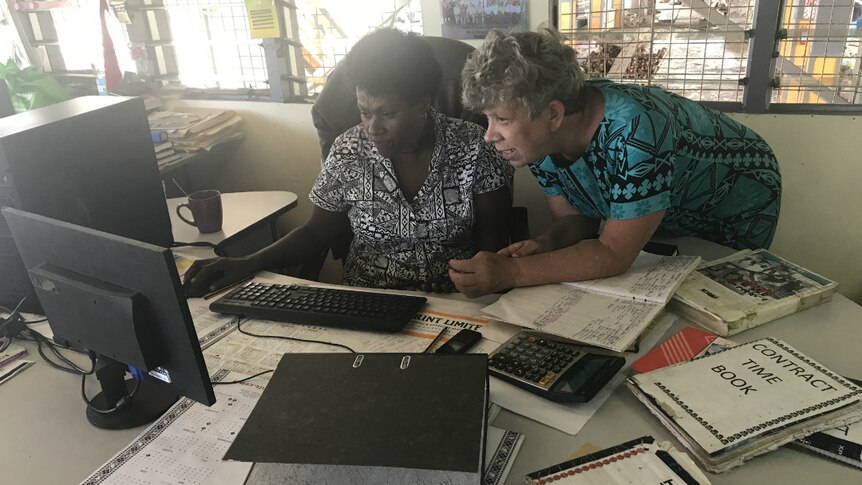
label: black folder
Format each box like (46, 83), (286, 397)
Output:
(224, 352), (488, 484)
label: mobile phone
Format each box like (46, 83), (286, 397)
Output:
(642, 241), (679, 256)
(435, 329), (482, 354)
(488, 332), (626, 403)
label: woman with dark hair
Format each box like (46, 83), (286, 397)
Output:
(184, 28), (512, 296)
(448, 29), (781, 298)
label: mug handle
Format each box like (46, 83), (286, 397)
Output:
(176, 203), (197, 227)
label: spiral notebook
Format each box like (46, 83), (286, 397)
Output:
(524, 435), (710, 484)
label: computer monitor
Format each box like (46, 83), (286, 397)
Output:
(3, 207), (214, 429)
(0, 95), (173, 313)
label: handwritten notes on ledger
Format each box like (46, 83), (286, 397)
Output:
(482, 253), (700, 352)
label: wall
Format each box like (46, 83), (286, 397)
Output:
(171, 97), (862, 304)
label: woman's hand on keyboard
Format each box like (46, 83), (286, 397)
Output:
(182, 257), (255, 298)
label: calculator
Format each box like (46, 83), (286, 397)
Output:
(487, 332), (626, 403)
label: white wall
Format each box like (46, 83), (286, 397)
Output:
(171, 98), (862, 304)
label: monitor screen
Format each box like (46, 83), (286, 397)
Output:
(3, 207), (214, 429)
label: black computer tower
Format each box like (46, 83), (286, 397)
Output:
(0, 96), (173, 313)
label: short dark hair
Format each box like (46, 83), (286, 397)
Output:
(343, 28), (441, 104)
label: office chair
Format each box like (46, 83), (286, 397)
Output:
(299, 36), (528, 281)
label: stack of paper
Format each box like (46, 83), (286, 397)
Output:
(147, 109), (243, 153)
(670, 249), (839, 336)
(481, 252), (700, 352)
(153, 139), (183, 167)
(524, 435), (711, 484)
(0, 342), (33, 384)
(795, 420), (862, 469)
(627, 337), (862, 472)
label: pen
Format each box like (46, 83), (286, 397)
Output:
(203, 276), (254, 300)
(422, 326), (448, 353)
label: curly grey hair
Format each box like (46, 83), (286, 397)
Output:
(461, 28), (586, 119)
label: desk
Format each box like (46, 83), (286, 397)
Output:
(494, 237), (862, 484)
(2, 238), (861, 484)
(167, 191), (298, 256)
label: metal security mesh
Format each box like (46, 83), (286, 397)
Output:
(296, 0), (423, 96)
(558, 0), (756, 102)
(775, 0), (862, 104)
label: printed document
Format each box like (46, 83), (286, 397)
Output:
(481, 253), (698, 352)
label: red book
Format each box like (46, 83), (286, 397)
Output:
(631, 326), (717, 374)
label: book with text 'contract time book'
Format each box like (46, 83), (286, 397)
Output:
(627, 337), (862, 473)
(224, 352), (488, 484)
(669, 249), (838, 336)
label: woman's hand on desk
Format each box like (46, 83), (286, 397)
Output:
(182, 257), (256, 298)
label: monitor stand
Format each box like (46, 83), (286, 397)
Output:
(86, 355), (179, 430)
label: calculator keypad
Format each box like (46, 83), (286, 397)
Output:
(488, 333), (583, 391)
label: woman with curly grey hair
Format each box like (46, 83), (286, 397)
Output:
(449, 28), (781, 298)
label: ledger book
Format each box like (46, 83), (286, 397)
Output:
(670, 249), (838, 336)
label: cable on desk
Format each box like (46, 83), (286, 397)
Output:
(236, 318), (356, 353)
(21, 329), (94, 375)
(81, 353), (140, 414)
(211, 369), (274, 386)
(172, 241), (218, 249)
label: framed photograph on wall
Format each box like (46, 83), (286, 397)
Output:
(440, 0), (529, 40)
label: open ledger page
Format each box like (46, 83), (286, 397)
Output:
(481, 283), (663, 352)
(565, 252), (700, 304)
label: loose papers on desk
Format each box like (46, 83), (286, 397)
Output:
(81, 368), (524, 485)
(627, 337), (862, 472)
(80, 369), (262, 485)
(524, 435), (711, 484)
(481, 252), (700, 352)
(0, 342), (33, 384)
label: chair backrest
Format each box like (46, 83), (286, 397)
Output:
(311, 36), (484, 162)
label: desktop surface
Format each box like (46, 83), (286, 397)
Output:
(2, 238), (861, 485)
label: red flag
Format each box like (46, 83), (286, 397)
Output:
(99, 0), (122, 90)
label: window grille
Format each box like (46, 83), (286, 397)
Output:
(775, 0), (862, 105)
(557, 1), (862, 109)
(558, 0), (756, 103)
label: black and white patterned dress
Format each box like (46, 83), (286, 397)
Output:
(310, 108), (512, 290)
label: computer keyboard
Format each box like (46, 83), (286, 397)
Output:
(209, 282), (427, 332)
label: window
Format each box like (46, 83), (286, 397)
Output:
(556, 1), (862, 112)
(1, 0), (30, 67)
(7, 0), (423, 101)
(776, 0), (862, 105)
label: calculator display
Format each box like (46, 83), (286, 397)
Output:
(488, 332), (626, 403)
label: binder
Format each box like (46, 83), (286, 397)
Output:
(224, 352), (488, 484)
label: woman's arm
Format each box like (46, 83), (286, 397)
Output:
(449, 210), (664, 298)
(183, 206), (350, 295)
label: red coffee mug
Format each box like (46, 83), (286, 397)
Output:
(176, 189), (223, 233)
